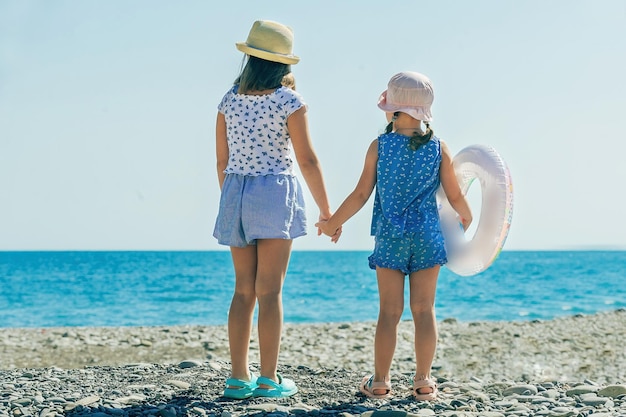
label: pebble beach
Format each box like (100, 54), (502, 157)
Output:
(1, 309), (626, 417)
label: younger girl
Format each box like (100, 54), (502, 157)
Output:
(317, 71), (472, 401)
(214, 20), (335, 399)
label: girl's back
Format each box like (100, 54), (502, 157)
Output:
(218, 85), (305, 176)
(372, 132), (442, 238)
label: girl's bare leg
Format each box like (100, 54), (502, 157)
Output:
(408, 265), (440, 388)
(255, 238), (292, 383)
(228, 245), (258, 381)
(372, 267), (405, 393)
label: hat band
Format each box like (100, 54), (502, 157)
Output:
(246, 43), (293, 57)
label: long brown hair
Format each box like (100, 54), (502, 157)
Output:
(235, 56), (291, 94)
(384, 112), (433, 150)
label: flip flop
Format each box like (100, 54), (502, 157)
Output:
(412, 378), (437, 401)
(359, 375), (392, 399)
(252, 374), (298, 398)
(223, 374), (258, 399)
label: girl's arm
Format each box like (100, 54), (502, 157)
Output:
(287, 107), (333, 229)
(316, 139), (378, 238)
(216, 112), (228, 190)
(440, 140), (473, 230)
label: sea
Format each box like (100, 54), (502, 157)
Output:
(0, 251), (625, 328)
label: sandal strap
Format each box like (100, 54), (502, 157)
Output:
(256, 374), (283, 390)
(226, 373), (256, 389)
(413, 378), (437, 394)
(367, 377), (391, 390)
(226, 379), (253, 387)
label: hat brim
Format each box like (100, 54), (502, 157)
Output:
(378, 91), (432, 122)
(236, 43), (300, 65)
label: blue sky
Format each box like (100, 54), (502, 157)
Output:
(1, 0), (625, 251)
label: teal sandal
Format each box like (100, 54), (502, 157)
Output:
(252, 374), (298, 398)
(223, 374), (258, 399)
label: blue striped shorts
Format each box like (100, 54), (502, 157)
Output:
(213, 173), (307, 247)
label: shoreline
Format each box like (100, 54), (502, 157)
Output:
(1, 310), (624, 383)
(1, 310), (625, 416)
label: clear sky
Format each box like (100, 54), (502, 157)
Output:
(1, 0), (625, 251)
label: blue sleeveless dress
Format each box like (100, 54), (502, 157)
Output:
(368, 132), (447, 274)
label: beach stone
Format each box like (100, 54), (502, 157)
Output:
(565, 385), (600, 396)
(503, 384), (538, 396)
(598, 384), (626, 398)
(76, 395), (100, 406)
(247, 404), (281, 412)
(579, 396), (611, 407)
(126, 383), (157, 391)
(165, 380), (191, 390)
(466, 390), (490, 402)
(115, 394), (146, 405)
(514, 394), (548, 403)
(178, 360), (202, 369)
(556, 397), (577, 406)
(291, 403), (316, 412)
(124, 362), (152, 368)
(62, 403), (77, 412)
(548, 407), (578, 417)
(541, 389), (560, 399)
(158, 407), (177, 417)
(494, 399), (518, 408)
(438, 381), (459, 390)
(508, 404), (532, 413)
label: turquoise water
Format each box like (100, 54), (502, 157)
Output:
(0, 251), (624, 328)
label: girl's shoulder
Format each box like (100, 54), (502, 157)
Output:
(219, 85), (239, 101)
(218, 86), (238, 112)
(431, 134), (442, 145)
(273, 86), (307, 113)
(274, 86), (305, 101)
(225, 85), (239, 96)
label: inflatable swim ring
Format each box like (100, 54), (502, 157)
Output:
(436, 144), (513, 276)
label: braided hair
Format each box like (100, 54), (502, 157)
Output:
(384, 112), (433, 151)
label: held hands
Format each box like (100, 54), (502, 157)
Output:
(316, 215), (342, 243)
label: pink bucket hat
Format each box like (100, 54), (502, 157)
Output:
(377, 71), (434, 121)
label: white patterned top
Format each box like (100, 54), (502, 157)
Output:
(218, 86), (306, 176)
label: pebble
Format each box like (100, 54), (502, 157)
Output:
(565, 384), (600, 396)
(165, 380), (191, 390)
(503, 384), (538, 396)
(0, 310), (625, 416)
(598, 384), (626, 398)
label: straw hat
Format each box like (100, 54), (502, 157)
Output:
(377, 71), (434, 121)
(236, 20), (300, 65)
